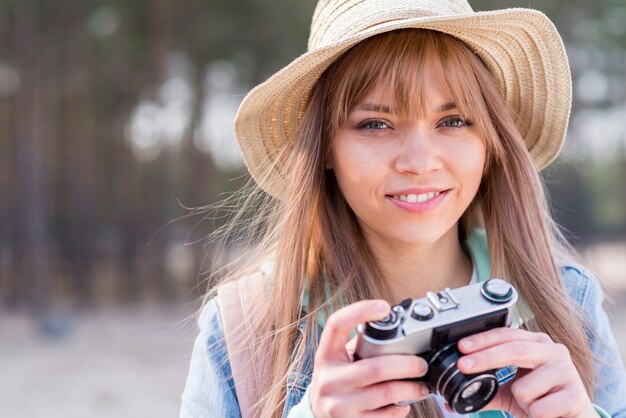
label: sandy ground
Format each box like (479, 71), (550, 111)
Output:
(1, 293), (625, 418)
(0, 304), (199, 418)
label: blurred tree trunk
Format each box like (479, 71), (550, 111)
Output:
(148, 0), (176, 301)
(101, 4), (145, 303)
(61, 0), (96, 306)
(619, 147), (626, 239)
(14, 0), (50, 312)
(0, 73), (15, 305)
(0, 7), (14, 302)
(114, 114), (143, 302)
(181, 44), (213, 287)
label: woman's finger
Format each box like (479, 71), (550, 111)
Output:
(351, 380), (429, 412)
(332, 354), (428, 388)
(345, 335), (358, 361)
(316, 300), (390, 363)
(457, 340), (568, 373)
(361, 404), (411, 418)
(507, 359), (580, 411)
(526, 385), (595, 418)
(458, 327), (552, 354)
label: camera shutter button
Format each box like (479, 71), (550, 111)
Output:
(481, 279), (513, 303)
(411, 303), (434, 321)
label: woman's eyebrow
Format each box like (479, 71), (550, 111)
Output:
(352, 102), (457, 114)
(352, 103), (393, 114)
(437, 102), (457, 112)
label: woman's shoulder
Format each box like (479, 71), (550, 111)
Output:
(197, 264), (275, 339)
(181, 297), (242, 417)
(191, 266), (274, 364)
(199, 267), (272, 325)
(557, 260), (605, 314)
(216, 264), (273, 308)
(195, 297), (226, 342)
(557, 262), (626, 414)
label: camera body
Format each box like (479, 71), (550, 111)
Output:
(355, 278), (518, 413)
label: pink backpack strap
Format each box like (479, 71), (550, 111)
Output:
(217, 272), (271, 418)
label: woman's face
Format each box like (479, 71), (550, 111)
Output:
(329, 65), (486, 250)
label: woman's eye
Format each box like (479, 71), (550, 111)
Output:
(358, 120), (389, 130)
(440, 117), (471, 128)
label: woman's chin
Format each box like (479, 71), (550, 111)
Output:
(384, 228), (454, 249)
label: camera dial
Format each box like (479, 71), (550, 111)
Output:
(411, 303), (434, 321)
(365, 305), (404, 340)
(481, 279), (514, 303)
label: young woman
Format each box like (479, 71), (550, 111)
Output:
(181, 1), (626, 417)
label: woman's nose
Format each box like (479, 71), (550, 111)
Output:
(394, 129), (443, 175)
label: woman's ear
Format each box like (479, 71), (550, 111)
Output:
(324, 154), (334, 170)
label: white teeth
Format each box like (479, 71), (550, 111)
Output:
(394, 191), (441, 203)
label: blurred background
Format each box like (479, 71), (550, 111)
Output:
(0, 0), (624, 416)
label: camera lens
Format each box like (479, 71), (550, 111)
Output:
(427, 343), (498, 413)
(461, 381), (481, 398)
(452, 375), (497, 412)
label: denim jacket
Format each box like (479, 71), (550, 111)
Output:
(180, 240), (626, 417)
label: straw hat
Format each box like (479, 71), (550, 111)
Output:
(234, 0), (572, 199)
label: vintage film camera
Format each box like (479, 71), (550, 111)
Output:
(355, 279), (518, 413)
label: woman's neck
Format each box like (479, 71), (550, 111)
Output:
(365, 226), (473, 304)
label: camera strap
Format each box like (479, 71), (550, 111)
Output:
(217, 271), (271, 418)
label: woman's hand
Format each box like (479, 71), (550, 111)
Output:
(310, 300), (430, 417)
(455, 328), (597, 418)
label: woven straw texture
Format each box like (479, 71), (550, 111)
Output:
(234, 0), (572, 199)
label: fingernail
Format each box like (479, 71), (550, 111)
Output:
(460, 357), (475, 370)
(419, 359), (428, 374)
(421, 386), (430, 397)
(412, 360), (426, 377)
(374, 302), (389, 314)
(461, 338), (474, 349)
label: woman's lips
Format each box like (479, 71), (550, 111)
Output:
(386, 189), (450, 212)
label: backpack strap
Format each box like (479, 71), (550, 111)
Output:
(217, 272), (271, 418)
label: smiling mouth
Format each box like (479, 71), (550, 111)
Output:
(391, 191), (444, 203)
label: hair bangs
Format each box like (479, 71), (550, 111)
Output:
(321, 29), (502, 172)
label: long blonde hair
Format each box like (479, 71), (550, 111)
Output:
(205, 29), (594, 417)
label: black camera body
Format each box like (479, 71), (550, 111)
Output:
(355, 278), (518, 413)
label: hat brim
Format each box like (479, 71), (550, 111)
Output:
(234, 8), (571, 199)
